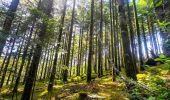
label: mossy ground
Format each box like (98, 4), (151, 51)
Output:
(0, 64), (170, 100)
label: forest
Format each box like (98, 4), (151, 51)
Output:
(0, 0), (170, 99)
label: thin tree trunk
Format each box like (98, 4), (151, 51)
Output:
(0, 23), (20, 88)
(70, 32), (76, 77)
(141, 16), (149, 58)
(48, 0), (67, 91)
(43, 45), (50, 79)
(98, 0), (103, 77)
(133, 0), (144, 70)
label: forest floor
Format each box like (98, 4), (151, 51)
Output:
(0, 64), (170, 100)
(1, 75), (128, 100)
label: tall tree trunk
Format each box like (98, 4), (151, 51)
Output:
(105, 23), (108, 71)
(63, 0), (76, 82)
(12, 21), (35, 96)
(77, 28), (82, 76)
(11, 34), (26, 85)
(126, 0), (137, 69)
(6, 31), (26, 86)
(22, 0), (53, 99)
(109, 0), (116, 81)
(22, 47), (33, 84)
(113, 0), (118, 73)
(153, 0), (170, 56)
(85, 29), (89, 74)
(147, 15), (155, 55)
(87, 0), (94, 82)
(117, 0), (137, 80)
(141, 16), (149, 58)
(94, 32), (97, 74)
(150, 18), (158, 55)
(98, 0), (103, 77)
(70, 32), (76, 77)
(133, 0), (144, 70)
(40, 50), (47, 80)
(43, 45), (50, 79)
(48, 0), (67, 91)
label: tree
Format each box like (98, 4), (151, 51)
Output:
(109, 0), (116, 81)
(48, 0), (67, 91)
(87, 0), (94, 82)
(63, 0), (76, 82)
(22, 0), (53, 99)
(126, 0), (137, 69)
(153, 0), (170, 57)
(132, 0), (144, 70)
(141, 16), (149, 58)
(98, 0), (103, 77)
(12, 18), (36, 97)
(117, 0), (137, 80)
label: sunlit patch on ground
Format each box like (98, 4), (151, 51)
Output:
(39, 90), (48, 96)
(53, 85), (63, 89)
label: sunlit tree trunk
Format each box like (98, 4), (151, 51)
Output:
(141, 16), (149, 58)
(147, 15), (155, 55)
(132, 0), (144, 70)
(153, 0), (170, 56)
(150, 18), (158, 55)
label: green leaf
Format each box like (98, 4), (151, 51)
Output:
(147, 96), (156, 100)
(159, 54), (166, 59)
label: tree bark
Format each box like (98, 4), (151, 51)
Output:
(117, 0), (137, 80)
(87, 0), (94, 82)
(22, 0), (53, 99)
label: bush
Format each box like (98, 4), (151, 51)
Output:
(130, 73), (170, 100)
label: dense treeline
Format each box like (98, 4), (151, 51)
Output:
(0, 0), (169, 99)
